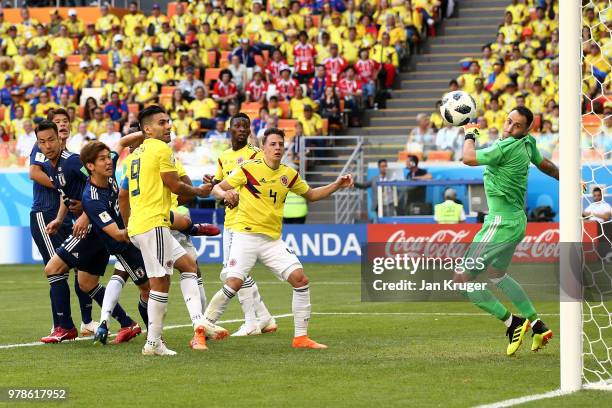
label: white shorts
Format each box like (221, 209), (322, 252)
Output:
(171, 229), (197, 260)
(222, 232), (302, 282)
(130, 227), (186, 278)
(222, 227), (234, 264)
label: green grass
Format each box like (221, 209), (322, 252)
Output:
(0, 264), (610, 407)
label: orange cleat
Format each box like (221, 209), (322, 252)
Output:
(190, 326), (208, 350)
(292, 335), (328, 349)
(112, 322), (141, 344)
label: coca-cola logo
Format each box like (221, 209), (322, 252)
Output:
(384, 229), (472, 258)
(515, 229), (560, 259)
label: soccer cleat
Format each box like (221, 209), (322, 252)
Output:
(259, 317), (278, 334)
(189, 325), (208, 350)
(80, 320), (100, 337)
(142, 339), (177, 356)
(292, 335), (328, 349)
(40, 327), (78, 344)
(93, 321), (109, 345)
(531, 320), (553, 352)
(191, 223), (221, 236)
(112, 321), (141, 344)
(203, 320), (230, 340)
(506, 315), (530, 356)
(231, 323), (262, 337)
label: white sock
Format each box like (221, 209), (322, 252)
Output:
(204, 284), (236, 323)
(292, 284), (311, 337)
(238, 276), (257, 328)
(180, 273), (205, 328)
(147, 290), (168, 342)
(504, 314), (513, 328)
(197, 277), (207, 312)
(251, 282), (273, 324)
(101, 275), (125, 323)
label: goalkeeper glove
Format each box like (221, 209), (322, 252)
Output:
(463, 124), (480, 142)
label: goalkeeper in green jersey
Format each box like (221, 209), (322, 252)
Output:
(458, 106), (559, 356)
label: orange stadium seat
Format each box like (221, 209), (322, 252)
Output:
(0, 106), (4, 122)
(241, 102), (262, 120)
(161, 86), (176, 96)
(128, 104), (140, 114)
(278, 119), (297, 137)
(159, 94), (172, 107)
(96, 54), (109, 70)
(254, 54), (265, 69)
(205, 68), (221, 85)
(427, 150), (453, 161)
(321, 118), (329, 136)
(583, 114), (602, 135)
(398, 151), (423, 163)
(207, 51), (216, 68)
(219, 34), (230, 51)
(220, 51), (231, 68)
(278, 101), (290, 118)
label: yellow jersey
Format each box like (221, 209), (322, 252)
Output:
(226, 159), (310, 240)
(126, 138), (176, 236)
(215, 144), (262, 229)
(170, 159), (188, 211)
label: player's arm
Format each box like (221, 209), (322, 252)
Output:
(101, 222), (130, 243)
(161, 170), (212, 197)
(536, 158), (559, 180)
(116, 129), (144, 153)
(29, 164), (55, 188)
(302, 174), (354, 202)
(177, 174), (195, 205)
(46, 197), (69, 235)
(211, 179), (240, 208)
(72, 211), (90, 239)
(118, 186), (131, 226)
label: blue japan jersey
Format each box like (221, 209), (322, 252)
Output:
(43, 150), (89, 203)
(30, 144), (60, 214)
(81, 153), (128, 254)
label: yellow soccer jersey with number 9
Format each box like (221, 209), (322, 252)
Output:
(226, 159), (310, 240)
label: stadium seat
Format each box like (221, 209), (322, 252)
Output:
(583, 114), (602, 135)
(278, 101), (290, 118)
(322, 118), (329, 136)
(220, 51), (231, 68)
(219, 34), (229, 51)
(159, 94), (172, 107)
(254, 54), (265, 69)
(207, 51), (216, 68)
(128, 104), (140, 114)
(96, 54), (109, 70)
(427, 151), (453, 161)
(279, 119), (297, 138)
(398, 151), (423, 163)
(160, 86), (176, 96)
(0, 106), (4, 121)
(205, 68), (221, 85)
(66, 55), (82, 75)
(241, 102), (262, 120)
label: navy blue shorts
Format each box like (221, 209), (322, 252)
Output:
(56, 230), (110, 276)
(114, 244), (149, 286)
(30, 211), (72, 265)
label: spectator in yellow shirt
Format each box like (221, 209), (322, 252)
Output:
(154, 22), (181, 52)
(290, 85), (318, 119)
(458, 61), (483, 94)
(529, 6), (553, 42)
(33, 90), (57, 121)
(102, 70), (129, 103)
(300, 105), (323, 136)
(505, 0), (529, 25)
(171, 2), (193, 38)
(79, 24), (104, 53)
(189, 86), (218, 130)
(526, 80), (548, 115)
(73, 61), (91, 91)
(244, 0), (269, 35)
(66, 9), (84, 39)
(145, 4), (169, 36)
(96, 5), (120, 35)
(471, 79), (491, 116)
(89, 58), (108, 88)
(130, 68), (158, 105)
(483, 98), (505, 133)
(172, 107), (198, 138)
(87, 107), (110, 138)
(498, 12), (521, 44)
(149, 54), (175, 87)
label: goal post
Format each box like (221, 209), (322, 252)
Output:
(559, 0), (583, 393)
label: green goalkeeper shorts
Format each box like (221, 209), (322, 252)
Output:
(465, 212), (527, 277)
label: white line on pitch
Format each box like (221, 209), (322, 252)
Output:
(473, 389), (574, 408)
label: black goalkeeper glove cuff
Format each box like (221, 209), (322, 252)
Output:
(464, 128), (479, 142)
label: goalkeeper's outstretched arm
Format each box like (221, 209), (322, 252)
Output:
(537, 158), (559, 180)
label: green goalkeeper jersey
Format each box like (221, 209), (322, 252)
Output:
(476, 134), (543, 214)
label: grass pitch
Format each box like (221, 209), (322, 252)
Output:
(0, 264), (610, 407)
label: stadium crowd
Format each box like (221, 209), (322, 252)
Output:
(404, 0), (606, 162)
(0, 0), (447, 167)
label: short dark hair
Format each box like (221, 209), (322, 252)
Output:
(138, 104), (167, 128)
(593, 187), (602, 194)
(262, 127), (285, 145)
(377, 159), (388, 166)
(48, 107), (70, 122)
(511, 106), (534, 129)
(230, 112), (250, 127)
(407, 154), (419, 166)
(35, 120), (58, 138)
(80, 141), (111, 175)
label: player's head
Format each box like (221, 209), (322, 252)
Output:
(262, 128), (285, 161)
(80, 140), (113, 177)
(35, 120), (61, 161)
(48, 108), (71, 142)
(229, 112), (250, 146)
(503, 106), (533, 139)
(592, 187), (603, 202)
(138, 105), (171, 142)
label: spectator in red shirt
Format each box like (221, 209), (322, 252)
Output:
(245, 71), (268, 103)
(323, 43), (348, 86)
(354, 48), (379, 108)
(212, 69), (239, 115)
(265, 49), (287, 85)
(294, 31), (317, 83)
(338, 66), (363, 125)
(275, 66), (299, 101)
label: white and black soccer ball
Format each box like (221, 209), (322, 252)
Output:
(440, 91), (477, 126)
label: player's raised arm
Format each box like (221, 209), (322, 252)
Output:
(536, 158), (559, 180)
(462, 125), (481, 166)
(161, 170), (212, 198)
(302, 174), (354, 202)
(211, 179), (239, 208)
(29, 164), (55, 188)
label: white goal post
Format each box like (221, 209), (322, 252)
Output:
(559, 0), (583, 393)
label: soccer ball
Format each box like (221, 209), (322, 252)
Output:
(440, 91), (477, 126)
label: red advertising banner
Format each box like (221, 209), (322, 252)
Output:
(367, 223), (599, 263)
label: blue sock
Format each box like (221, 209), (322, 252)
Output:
(138, 297), (149, 328)
(74, 273), (93, 324)
(50, 288), (58, 328)
(48, 274), (74, 329)
(87, 285), (133, 328)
